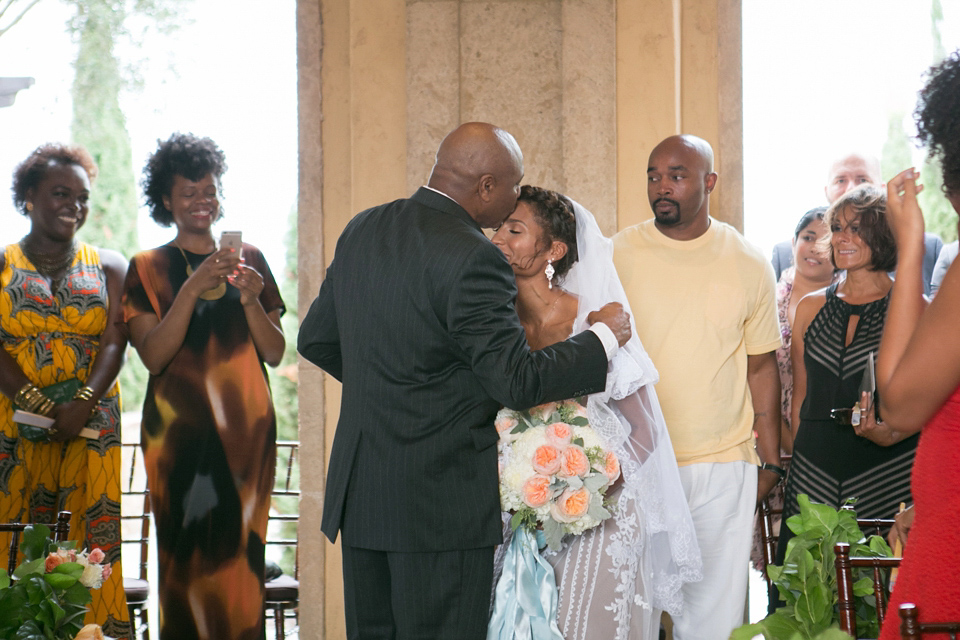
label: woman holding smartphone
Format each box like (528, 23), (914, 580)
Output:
(122, 133), (285, 639)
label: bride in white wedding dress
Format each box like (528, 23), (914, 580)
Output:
(489, 186), (702, 640)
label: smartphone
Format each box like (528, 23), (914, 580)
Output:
(220, 230), (242, 257)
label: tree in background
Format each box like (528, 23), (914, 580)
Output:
(882, 0), (955, 243)
(271, 203), (299, 443)
(266, 204), (299, 576)
(64, 0), (183, 412)
(916, 0), (956, 243)
(0, 0), (41, 37)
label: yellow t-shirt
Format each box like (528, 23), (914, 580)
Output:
(613, 218), (781, 466)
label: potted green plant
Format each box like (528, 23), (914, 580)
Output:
(0, 523), (110, 640)
(730, 494), (892, 639)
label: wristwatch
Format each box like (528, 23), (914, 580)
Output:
(759, 462), (787, 481)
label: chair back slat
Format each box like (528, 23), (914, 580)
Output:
(835, 541), (902, 636)
(265, 441), (300, 638)
(2, 510), (72, 574)
(899, 603), (960, 639)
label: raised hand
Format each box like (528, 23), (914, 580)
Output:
(886, 168), (926, 246)
(587, 302), (632, 347)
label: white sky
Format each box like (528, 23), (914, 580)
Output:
(743, 0), (960, 257)
(1, 0), (958, 269)
(0, 0), (297, 273)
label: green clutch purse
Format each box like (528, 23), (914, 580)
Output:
(15, 379), (82, 443)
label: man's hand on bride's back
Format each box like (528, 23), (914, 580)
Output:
(587, 302), (632, 347)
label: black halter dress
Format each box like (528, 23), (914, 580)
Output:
(775, 283), (918, 563)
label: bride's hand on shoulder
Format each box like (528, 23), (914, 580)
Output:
(587, 302), (631, 347)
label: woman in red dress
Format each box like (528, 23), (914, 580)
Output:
(864, 50), (960, 638)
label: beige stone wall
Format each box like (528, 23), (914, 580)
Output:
(296, 1), (742, 637)
(405, 0), (618, 233)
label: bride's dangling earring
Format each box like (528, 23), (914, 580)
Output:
(545, 260), (555, 289)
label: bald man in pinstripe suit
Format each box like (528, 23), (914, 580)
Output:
(298, 123), (630, 639)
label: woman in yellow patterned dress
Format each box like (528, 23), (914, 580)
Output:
(0, 144), (130, 638)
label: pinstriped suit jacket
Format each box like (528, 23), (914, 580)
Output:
(298, 188), (608, 552)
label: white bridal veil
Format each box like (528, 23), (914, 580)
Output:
(555, 200), (703, 635)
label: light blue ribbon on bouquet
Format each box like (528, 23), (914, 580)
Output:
(487, 527), (564, 640)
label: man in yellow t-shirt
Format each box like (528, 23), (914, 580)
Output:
(613, 135), (782, 640)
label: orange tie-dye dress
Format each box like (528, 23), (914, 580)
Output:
(0, 242), (129, 639)
(121, 243), (283, 640)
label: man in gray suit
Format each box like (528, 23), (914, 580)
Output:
(298, 122), (631, 639)
(771, 152), (943, 292)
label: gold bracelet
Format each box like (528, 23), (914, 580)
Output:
(21, 388), (46, 413)
(14, 383), (37, 408)
(35, 398), (55, 417)
(73, 386), (95, 402)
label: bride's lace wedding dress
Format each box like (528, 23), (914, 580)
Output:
(491, 202), (702, 640)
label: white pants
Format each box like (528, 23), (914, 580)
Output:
(671, 461), (756, 640)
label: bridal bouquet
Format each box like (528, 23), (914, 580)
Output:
(0, 523), (111, 640)
(496, 400), (620, 551)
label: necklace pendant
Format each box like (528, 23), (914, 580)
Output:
(184, 263), (227, 300)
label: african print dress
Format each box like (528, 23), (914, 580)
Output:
(0, 242), (129, 639)
(122, 243), (284, 640)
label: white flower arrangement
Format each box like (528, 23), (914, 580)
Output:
(496, 400), (620, 550)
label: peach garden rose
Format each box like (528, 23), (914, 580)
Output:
(558, 445), (590, 478)
(550, 487), (591, 523)
(521, 475), (553, 508)
(545, 421), (573, 447)
(532, 444), (562, 475)
(603, 451), (621, 485)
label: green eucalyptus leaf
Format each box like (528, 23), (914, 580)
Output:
(583, 474), (608, 492)
(542, 519), (563, 551)
(569, 416), (589, 426)
(587, 502), (611, 522)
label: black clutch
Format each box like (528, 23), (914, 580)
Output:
(15, 379), (83, 443)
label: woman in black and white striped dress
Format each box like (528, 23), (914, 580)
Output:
(775, 184), (919, 565)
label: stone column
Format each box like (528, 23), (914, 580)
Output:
(617, 0), (743, 230)
(296, 1), (742, 637)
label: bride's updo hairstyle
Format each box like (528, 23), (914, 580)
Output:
(518, 185), (578, 281)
